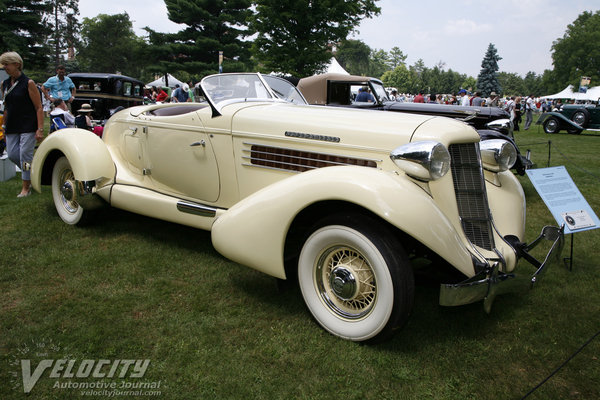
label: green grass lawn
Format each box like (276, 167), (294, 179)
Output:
(0, 123), (598, 399)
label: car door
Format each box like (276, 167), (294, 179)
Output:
(141, 111), (220, 202)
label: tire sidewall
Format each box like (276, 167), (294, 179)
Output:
(51, 157), (84, 225)
(298, 224), (397, 341)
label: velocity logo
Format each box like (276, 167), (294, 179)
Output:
(10, 339), (156, 395)
(21, 359), (150, 393)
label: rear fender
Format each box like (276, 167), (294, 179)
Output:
(211, 166), (474, 279)
(31, 128), (115, 191)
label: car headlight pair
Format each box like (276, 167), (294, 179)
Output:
(390, 139), (517, 180)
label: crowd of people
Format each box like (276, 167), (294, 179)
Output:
(0, 52), (101, 197)
(148, 83), (195, 103)
(387, 89), (573, 131)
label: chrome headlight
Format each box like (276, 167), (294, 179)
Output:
(390, 141), (451, 181)
(479, 139), (517, 172)
(485, 118), (513, 135)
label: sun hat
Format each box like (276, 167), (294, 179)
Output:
(77, 103), (93, 113)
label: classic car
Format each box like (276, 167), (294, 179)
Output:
(297, 73), (533, 175)
(537, 99), (600, 134)
(31, 73), (564, 342)
(68, 73), (145, 121)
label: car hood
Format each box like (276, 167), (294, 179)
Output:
(229, 102), (480, 151)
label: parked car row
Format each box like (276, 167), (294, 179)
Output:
(32, 73), (564, 342)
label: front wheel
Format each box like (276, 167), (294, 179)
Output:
(543, 117), (560, 134)
(298, 215), (414, 342)
(51, 156), (86, 225)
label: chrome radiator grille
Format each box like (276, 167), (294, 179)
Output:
(448, 143), (494, 250)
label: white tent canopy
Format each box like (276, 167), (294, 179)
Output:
(146, 73), (185, 89)
(542, 84), (600, 101)
(324, 57), (349, 75)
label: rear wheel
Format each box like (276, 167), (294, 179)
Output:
(571, 110), (589, 127)
(543, 117), (560, 134)
(297, 215), (414, 342)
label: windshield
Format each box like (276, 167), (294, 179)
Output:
(201, 74), (274, 105)
(371, 81), (389, 102)
(263, 75), (307, 105)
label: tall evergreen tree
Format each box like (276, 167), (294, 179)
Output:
(476, 43), (502, 97)
(251, 0), (380, 76)
(49, 0), (81, 67)
(0, 0), (52, 73)
(146, 0), (253, 79)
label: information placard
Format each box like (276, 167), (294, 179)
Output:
(526, 166), (599, 234)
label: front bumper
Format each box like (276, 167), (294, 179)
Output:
(439, 225), (565, 312)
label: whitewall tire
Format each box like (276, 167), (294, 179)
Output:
(51, 156), (85, 225)
(298, 215), (414, 342)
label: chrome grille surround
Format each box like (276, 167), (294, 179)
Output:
(448, 143), (495, 250)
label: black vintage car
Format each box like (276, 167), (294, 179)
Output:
(297, 73), (531, 175)
(68, 73), (144, 121)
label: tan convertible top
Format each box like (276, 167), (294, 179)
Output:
(297, 73), (370, 105)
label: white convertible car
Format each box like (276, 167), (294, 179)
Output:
(32, 73), (564, 342)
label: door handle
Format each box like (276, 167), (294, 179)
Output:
(190, 140), (206, 147)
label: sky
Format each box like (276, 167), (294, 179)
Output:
(78, 0), (598, 78)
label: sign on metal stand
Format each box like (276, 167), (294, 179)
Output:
(526, 166), (599, 270)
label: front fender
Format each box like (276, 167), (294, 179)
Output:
(536, 112), (581, 129)
(211, 166), (474, 279)
(31, 129), (115, 192)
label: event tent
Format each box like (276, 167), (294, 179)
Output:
(146, 73), (185, 89)
(542, 84), (600, 101)
(324, 57), (349, 75)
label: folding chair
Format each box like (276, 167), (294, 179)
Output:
(50, 117), (67, 133)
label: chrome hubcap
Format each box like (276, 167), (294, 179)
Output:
(330, 266), (357, 300)
(316, 246), (376, 320)
(61, 181), (74, 202)
(58, 171), (79, 214)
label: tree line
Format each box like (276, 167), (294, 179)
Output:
(1, 1), (597, 97)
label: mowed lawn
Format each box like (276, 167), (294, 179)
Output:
(0, 120), (598, 399)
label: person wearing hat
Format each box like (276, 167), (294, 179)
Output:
(458, 89), (470, 106)
(75, 103), (93, 131)
(486, 91), (499, 107)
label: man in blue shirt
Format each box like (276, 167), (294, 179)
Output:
(355, 86), (375, 103)
(42, 65), (75, 105)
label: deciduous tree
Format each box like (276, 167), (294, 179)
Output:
(77, 13), (146, 77)
(251, 0), (380, 76)
(551, 10), (600, 90)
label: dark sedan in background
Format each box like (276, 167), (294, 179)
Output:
(296, 73), (531, 174)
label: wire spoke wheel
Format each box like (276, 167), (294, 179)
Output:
(316, 246), (377, 320)
(298, 215), (414, 342)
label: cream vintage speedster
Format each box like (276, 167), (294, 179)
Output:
(31, 73), (564, 342)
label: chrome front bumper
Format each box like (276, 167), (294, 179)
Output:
(439, 225), (565, 312)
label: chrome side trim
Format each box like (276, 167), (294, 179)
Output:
(242, 142), (381, 164)
(176, 201), (217, 217)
